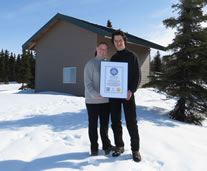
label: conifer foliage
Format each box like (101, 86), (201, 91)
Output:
(146, 0), (207, 125)
(0, 49), (35, 89)
(151, 51), (163, 72)
(107, 19), (113, 28)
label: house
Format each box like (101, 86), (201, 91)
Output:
(22, 13), (165, 96)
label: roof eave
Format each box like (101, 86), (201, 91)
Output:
(22, 13), (166, 51)
(22, 13), (112, 50)
(22, 14), (62, 50)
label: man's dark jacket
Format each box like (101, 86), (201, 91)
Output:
(110, 49), (141, 93)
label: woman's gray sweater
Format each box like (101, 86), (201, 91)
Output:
(84, 56), (109, 104)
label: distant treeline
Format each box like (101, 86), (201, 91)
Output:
(0, 49), (35, 89)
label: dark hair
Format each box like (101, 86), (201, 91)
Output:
(111, 29), (127, 45)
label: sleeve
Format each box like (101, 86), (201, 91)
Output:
(84, 61), (99, 98)
(129, 53), (141, 93)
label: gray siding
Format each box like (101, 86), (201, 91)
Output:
(35, 22), (150, 96)
(127, 43), (150, 87)
(35, 20), (97, 96)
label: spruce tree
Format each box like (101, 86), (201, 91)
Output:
(145, 0), (207, 125)
(0, 50), (9, 83)
(19, 50), (32, 89)
(147, 52), (163, 85)
(153, 51), (162, 72)
(16, 54), (22, 83)
(27, 50), (35, 89)
(9, 53), (16, 81)
(0, 50), (3, 82)
(107, 19), (113, 28)
(150, 60), (154, 72)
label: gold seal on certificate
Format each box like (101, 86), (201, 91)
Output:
(100, 61), (128, 98)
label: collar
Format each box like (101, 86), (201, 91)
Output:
(95, 56), (107, 61)
(117, 49), (126, 53)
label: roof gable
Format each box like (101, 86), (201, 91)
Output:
(22, 13), (165, 51)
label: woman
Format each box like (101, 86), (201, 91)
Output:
(84, 42), (115, 156)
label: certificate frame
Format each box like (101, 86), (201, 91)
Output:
(100, 61), (128, 99)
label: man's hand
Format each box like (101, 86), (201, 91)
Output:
(126, 90), (132, 101)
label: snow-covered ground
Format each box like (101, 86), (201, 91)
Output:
(0, 83), (206, 171)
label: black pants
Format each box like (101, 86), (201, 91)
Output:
(86, 103), (112, 151)
(110, 94), (140, 151)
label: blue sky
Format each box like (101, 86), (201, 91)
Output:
(1, 0), (179, 56)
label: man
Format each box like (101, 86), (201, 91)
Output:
(110, 30), (141, 162)
(84, 42), (115, 156)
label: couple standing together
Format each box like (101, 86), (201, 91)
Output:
(84, 30), (141, 162)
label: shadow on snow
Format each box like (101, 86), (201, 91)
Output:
(0, 152), (152, 171)
(0, 110), (88, 132)
(0, 104), (179, 132)
(0, 152), (90, 171)
(136, 105), (178, 127)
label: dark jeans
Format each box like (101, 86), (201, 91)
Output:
(110, 94), (140, 151)
(86, 103), (112, 151)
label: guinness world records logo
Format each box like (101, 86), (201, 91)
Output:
(110, 68), (118, 76)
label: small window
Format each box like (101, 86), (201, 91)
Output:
(63, 67), (76, 84)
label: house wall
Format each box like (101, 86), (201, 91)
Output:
(97, 35), (150, 87)
(127, 43), (150, 87)
(35, 21), (150, 96)
(35, 20), (97, 96)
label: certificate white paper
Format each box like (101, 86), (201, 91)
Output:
(100, 61), (128, 98)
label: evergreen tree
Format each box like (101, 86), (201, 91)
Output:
(150, 60), (154, 72)
(150, 51), (162, 73)
(9, 53), (16, 81)
(107, 19), (113, 28)
(0, 50), (3, 82)
(145, 0), (207, 125)
(19, 49), (32, 89)
(153, 51), (162, 72)
(27, 50), (35, 89)
(4, 50), (9, 81)
(0, 50), (9, 83)
(0, 48), (35, 87)
(16, 54), (22, 83)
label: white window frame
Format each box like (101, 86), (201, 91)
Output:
(63, 67), (77, 84)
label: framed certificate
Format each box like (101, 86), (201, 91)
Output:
(100, 61), (128, 98)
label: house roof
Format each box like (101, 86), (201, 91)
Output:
(22, 13), (165, 51)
